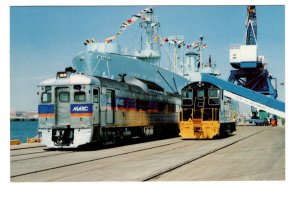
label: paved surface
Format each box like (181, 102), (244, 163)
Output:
(152, 126), (285, 180)
(11, 126), (284, 181)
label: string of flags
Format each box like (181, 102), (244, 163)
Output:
(160, 37), (185, 48)
(186, 41), (207, 49)
(159, 36), (207, 50)
(98, 5), (209, 53)
(101, 7), (207, 52)
(104, 6), (153, 44)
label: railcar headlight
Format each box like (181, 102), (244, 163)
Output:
(57, 72), (67, 78)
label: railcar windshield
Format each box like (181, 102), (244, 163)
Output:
(74, 91), (86, 102)
(59, 92), (70, 102)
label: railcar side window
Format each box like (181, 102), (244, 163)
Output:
(93, 89), (99, 103)
(41, 92), (51, 103)
(59, 92), (70, 102)
(74, 91), (86, 102)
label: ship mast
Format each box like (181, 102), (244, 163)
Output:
(135, 8), (161, 65)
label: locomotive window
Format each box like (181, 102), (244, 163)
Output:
(93, 89), (99, 103)
(208, 89), (220, 97)
(74, 91), (86, 102)
(59, 92), (70, 102)
(197, 89), (204, 98)
(41, 92), (51, 103)
(183, 89), (193, 98)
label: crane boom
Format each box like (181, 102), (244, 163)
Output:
(245, 5), (257, 45)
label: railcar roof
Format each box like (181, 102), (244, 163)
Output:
(38, 73), (100, 86)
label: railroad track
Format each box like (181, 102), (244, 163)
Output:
(11, 145), (76, 162)
(11, 126), (272, 181)
(10, 137), (174, 161)
(11, 138), (189, 179)
(142, 127), (267, 181)
(11, 151), (74, 162)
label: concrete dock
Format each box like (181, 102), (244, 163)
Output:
(11, 126), (284, 181)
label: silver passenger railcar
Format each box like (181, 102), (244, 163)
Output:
(37, 67), (181, 148)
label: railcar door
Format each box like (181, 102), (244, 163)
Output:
(93, 87), (100, 125)
(106, 90), (115, 124)
(55, 87), (70, 125)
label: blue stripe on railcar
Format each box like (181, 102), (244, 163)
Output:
(38, 104), (54, 114)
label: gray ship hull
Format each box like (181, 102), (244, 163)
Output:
(73, 51), (190, 93)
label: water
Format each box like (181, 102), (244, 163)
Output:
(10, 121), (38, 143)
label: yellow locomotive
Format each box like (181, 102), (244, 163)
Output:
(179, 81), (238, 139)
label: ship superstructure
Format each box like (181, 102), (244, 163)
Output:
(72, 7), (212, 93)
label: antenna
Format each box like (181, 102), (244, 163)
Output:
(118, 73), (127, 82)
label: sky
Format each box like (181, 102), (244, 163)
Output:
(10, 5), (285, 113)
